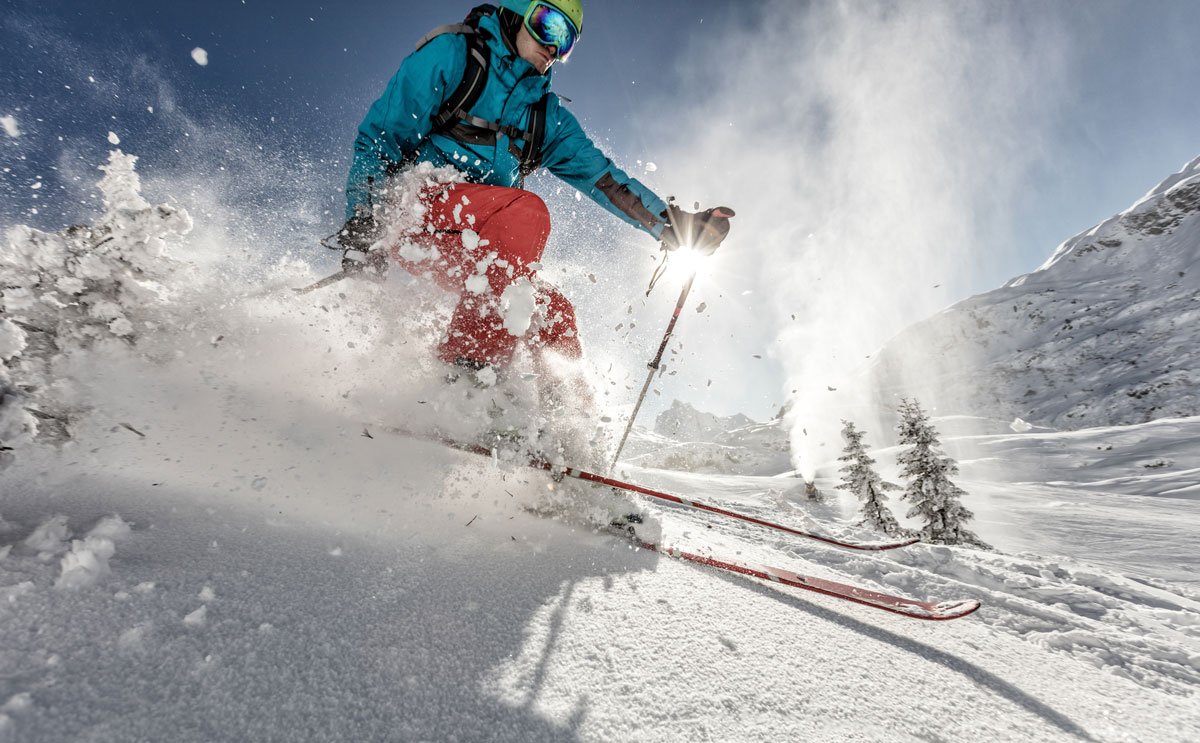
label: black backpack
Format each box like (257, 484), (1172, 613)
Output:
(415, 4), (548, 185)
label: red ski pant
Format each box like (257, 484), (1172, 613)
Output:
(389, 182), (581, 367)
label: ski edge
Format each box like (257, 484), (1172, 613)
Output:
(634, 539), (982, 621)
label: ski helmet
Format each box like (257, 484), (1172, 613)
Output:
(500, 0), (583, 35)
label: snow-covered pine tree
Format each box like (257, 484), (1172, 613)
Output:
(895, 399), (990, 548)
(835, 420), (905, 536)
(0, 149), (191, 448)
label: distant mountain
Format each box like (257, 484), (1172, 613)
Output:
(618, 401), (792, 476)
(653, 400), (755, 442)
(868, 156), (1200, 430)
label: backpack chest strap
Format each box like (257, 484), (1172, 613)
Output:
(455, 113), (535, 143)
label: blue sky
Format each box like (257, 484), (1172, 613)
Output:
(0, 0), (733, 225)
(2, 0), (1199, 422)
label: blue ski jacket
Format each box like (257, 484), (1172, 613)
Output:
(345, 3), (669, 238)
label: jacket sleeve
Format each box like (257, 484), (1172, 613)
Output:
(345, 34), (466, 219)
(539, 98), (669, 239)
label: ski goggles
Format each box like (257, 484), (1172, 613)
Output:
(523, 1), (580, 60)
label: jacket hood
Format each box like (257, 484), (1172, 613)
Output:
(479, 9), (554, 83)
(499, 0), (532, 15)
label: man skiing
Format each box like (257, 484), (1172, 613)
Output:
(338, 0), (734, 380)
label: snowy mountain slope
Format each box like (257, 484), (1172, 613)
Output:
(2, 150), (1199, 741)
(867, 155), (1200, 429)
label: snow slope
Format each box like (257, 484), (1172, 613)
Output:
(1, 151), (1198, 741)
(3, 412), (1199, 741)
(867, 156), (1200, 430)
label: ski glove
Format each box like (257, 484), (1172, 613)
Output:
(660, 205), (736, 255)
(337, 213), (389, 281)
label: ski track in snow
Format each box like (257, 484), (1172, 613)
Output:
(3, 432), (1199, 742)
(631, 464), (1200, 697)
(1, 153), (1198, 741)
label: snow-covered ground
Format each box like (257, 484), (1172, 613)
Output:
(3, 408), (1199, 741)
(2, 152), (1198, 741)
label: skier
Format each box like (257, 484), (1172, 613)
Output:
(337, 0), (734, 382)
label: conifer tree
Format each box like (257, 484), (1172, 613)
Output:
(895, 399), (990, 548)
(836, 420), (905, 536)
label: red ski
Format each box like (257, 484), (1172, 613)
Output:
(634, 540), (981, 621)
(376, 425), (918, 552)
(372, 425), (981, 621)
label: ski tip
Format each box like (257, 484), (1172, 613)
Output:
(847, 536), (922, 551)
(928, 599), (982, 620)
(873, 536), (922, 550)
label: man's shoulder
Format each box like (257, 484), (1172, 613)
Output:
(403, 27), (469, 78)
(413, 25), (470, 58)
(543, 93), (577, 123)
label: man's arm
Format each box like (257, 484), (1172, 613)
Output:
(539, 99), (669, 238)
(345, 34), (467, 219)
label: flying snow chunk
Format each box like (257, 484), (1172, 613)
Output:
(1010, 417), (1034, 433)
(0, 115), (19, 138)
(500, 277), (537, 337)
(107, 131), (120, 145)
(474, 366), (497, 387)
(183, 605), (208, 626)
(464, 273), (489, 294)
(24, 515), (70, 554)
(644, 162), (658, 172)
(1, 693), (32, 714)
(87, 515), (132, 540)
(191, 47), (209, 66)
(0, 319), (27, 361)
(56, 536), (118, 589)
(118, 625), (150, 653)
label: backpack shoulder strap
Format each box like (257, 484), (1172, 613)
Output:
(517, 94), (550, 182)
(415, 23), (473, 51)
(419, 5), (498, 133)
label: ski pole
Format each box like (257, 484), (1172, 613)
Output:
(610, 269), (698, 471)
(292, 267), (353, 295)
(288, 227), (367, 295)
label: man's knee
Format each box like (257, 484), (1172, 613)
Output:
(486, 191), (551, 265)
(536, 285), (582, 357)
(505, 191), (551, 237)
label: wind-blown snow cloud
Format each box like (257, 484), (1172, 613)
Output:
(651, 0), (1073, 472)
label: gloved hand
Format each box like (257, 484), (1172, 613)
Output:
(660, 204), (736, 255)
(337, 213), (388, 280)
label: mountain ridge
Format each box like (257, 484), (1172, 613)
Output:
(867, 155), (1200, 430)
